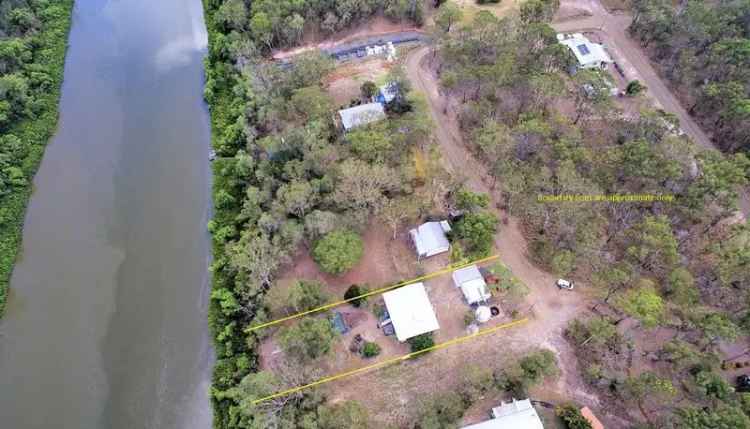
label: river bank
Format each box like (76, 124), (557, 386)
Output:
(0, 0), (213, 427)
(0, 0), (74, 316)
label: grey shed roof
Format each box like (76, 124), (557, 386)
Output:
(410, 221), (451, 257)
(452, 265), (490, 304)
(339, 102), (386, 130)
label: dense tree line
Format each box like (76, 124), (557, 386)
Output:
(434, 5), (750, 427)
(0, 0), (74, 316)
(212, 0), (424, 50)
(630, 0), (750, 153)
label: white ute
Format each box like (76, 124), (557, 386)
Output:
(556, 279), (574, 290)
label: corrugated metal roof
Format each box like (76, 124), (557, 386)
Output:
(409, 221), (450, 257)
(382, 282), (440, 342)
(462, 399), (543, 429)
(338, 102), (385, 130)
(558, 34), (613, 68)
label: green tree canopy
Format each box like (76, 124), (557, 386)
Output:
(278, 318), (337, 361)
(615, 280), (664, 328)
(312, 229), (364, 274)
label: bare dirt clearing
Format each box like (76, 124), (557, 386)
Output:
(325, 58), (394, 106)
(274, 224), (429, 303)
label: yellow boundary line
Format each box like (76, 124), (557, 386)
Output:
(247, 254), (500, 332)
(253, 317), (529, 404)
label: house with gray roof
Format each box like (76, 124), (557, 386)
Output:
(338, 102), (386, 131)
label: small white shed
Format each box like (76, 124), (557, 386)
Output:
(452, 265), (490, 305)
(382, 282), (440, 342)
(410, 221), (451, 259)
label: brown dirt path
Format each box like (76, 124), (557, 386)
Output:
(404, 46), (603, 416)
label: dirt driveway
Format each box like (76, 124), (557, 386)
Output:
(402, 45), (603, 418)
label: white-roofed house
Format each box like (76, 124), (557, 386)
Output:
(452, 265), (491, 305)
(462, 399), (544, 429)
(382, 282), (440, 342)
(338, 102), (386, 131)
(409, 221), (451, 259)
(558, 33), (613, 70)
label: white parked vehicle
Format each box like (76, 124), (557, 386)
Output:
(556, 279), (574, 290)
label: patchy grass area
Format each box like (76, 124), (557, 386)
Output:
(325, 58), (395, 107)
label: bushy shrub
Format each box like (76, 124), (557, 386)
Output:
(626, 80), (645, 96)
(362, 341), (381, 358)
(556, 404), (593, 429)
(409, 332), (435, 353)
(278, 318), (337, 361)
(360, 81), (377, 99)
(312, 229), (364, 274)
(417, 391), (468, 428)
(344, 284), (369, 307)
(453, 211), (498, 257)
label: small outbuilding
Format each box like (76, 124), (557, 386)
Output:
(339, 102), (386, 131)
(376, 82), (399, 104)
(558, 33), (613, 70)
(453, 265), (491, 305)
(382, 282), (440, 342)
(462, 399), (544, 429)
(410, 221), (451, 259)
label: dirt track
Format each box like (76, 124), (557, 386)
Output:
(404, 46), (604, 417)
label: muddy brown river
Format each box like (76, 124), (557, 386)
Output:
(0, 0), (213, 427)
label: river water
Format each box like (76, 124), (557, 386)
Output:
(0, 0), (213, 428)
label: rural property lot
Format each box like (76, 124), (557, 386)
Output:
(258, 232), (516, 387)
(259, 43), (605, 426)
(255, 1), (743, 425)
(325, 58), (395, 107)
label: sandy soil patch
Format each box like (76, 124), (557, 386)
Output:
(325, 58), (395, 107)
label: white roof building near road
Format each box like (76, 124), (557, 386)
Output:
(452, 265), (490, 305)
(339, 102), (386, 131)
(558, 33), (613, 70)
(410, 221), (451, 259)
(462, 399), (544, 429)
(382, 282), (440, 342)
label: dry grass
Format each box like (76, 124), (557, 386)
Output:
(453, 0), (521, 25)
(598, 0), (632, 12)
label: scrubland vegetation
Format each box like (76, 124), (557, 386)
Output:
(202, 0), (750, 426)
(630, 0), (750, 153)
(433, 2), (750, 426)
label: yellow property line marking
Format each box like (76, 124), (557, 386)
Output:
(247, 254), (500, 332)
(253, 317), (529, 404)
